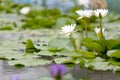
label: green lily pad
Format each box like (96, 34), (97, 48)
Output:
(8, 59), (51, 67)
(105, 39), (120, 50)
(85, 57), (113, 71)
(109, 50), (120, 58)
(83, 52), (97, 59)
(48, 38), (70, 49)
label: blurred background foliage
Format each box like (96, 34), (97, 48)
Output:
(0, 0), (97, 31)
(0, 0), (120, 34)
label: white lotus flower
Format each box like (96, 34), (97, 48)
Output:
(76, 10), (93, 19)
(94, 27), (105, 35)
(20, 7), (30, 15)
(94, 9), (108, 17)
(78, 0), (90, 8)
(60, 24), (76, 36)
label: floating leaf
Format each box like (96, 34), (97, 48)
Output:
(48, 38), (70, 49)
(48, 47), (62, 52)
(82, 38), (94, 43)
(63, 74), (74, 80)
(85, 57), (112, 71)
(109, 58), (120, 66)
(109, 50), (120, 58)
(0, 50), (24, 60)
(35, 50), (54, 56)
(84, 42), (105, 52)
(56, 51), (81, 58)
(8, 59), (51, 67)
(54, 57), (73, 64)
(107, 50), (117, 57)
(113, 66), (120, 75)
(105, 39), (120, 50)
(82, 38), (105, 52)
(83, 52), (97, 59)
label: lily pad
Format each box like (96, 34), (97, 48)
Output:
(8, 59), (51, 67)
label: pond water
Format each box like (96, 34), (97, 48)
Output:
(1, 60), (120, 80)
(0, 60), (50, 80)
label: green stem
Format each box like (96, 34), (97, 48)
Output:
(100, 71), (103, 80)
(100, 16), (104, 39)
(70, 35), (77, 52)
(83, 17), (88, 38)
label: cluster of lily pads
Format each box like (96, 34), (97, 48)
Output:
(0, 0), (97, 30)
(1, 8), (120, 80)
(1, 4), (120, 79)
(49, 8), (120, 72)
(7, 9), (120, 80)
(41, 9), (120, 79)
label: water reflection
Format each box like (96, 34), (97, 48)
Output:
(0, 60), (3, 80)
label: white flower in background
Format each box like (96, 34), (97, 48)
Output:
(75, 10), (93, 19)
(60, 24), (76, 36)
(20, 7), (30, 15)
(94, 9), (108, 17)
(78, 0), (90, 8)
(94, 27), (105, 35)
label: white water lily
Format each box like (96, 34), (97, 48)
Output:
(75, 10), (93, 19)
(60, 24), (76, 36)
(94, 9), (108, 17)
(94, 27), (105, 35)
(20, 7), (30, 15)
(78, 0), (90, 8)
